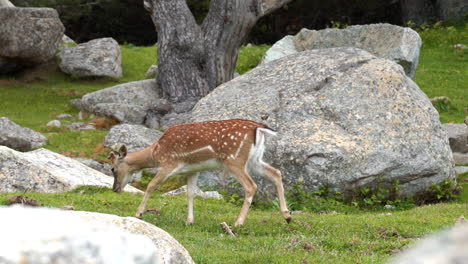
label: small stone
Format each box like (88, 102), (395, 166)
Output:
(46, 120), (61, 127)
(60, 205), (75, 210)
(55, 113), (74, 119)
(145, 64), (158, 78)
(68, 122), (96, 132)
(384, 204), (396, 210)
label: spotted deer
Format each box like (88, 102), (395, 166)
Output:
(108, 119), (291, 226)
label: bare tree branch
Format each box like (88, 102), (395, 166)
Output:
(259, 0), (293, 17)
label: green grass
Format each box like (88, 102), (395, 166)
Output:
(0, 187), (465, 264)
(414, 23), (467, 123)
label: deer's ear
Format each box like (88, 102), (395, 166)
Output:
(119, 145), (127, 158)
(108, 152), (117, 162)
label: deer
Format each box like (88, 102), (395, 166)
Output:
(108, 119), (291, 227)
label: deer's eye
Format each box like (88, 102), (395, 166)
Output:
(111, 168), (115, 173)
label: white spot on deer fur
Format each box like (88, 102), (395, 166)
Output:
(243, 126), (247, 128)
(224, 142), (228, 145)
(230, 136), (235, 139)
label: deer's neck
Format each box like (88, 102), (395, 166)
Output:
(125, 146), (157, 170)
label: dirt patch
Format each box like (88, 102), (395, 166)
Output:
(8, 196), (42, 207)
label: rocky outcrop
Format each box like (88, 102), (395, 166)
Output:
(192, 47), (454, 197)
(73, 79), (162, 124)
(104, 124), (163, 152)
(0, 146), (141, 193)
(263, 24), (421, 79)
(0, 117), (46, 151)
(59, 38), (122, 78)
(0, 206), (194, 264)
(0, 7), (64, 74)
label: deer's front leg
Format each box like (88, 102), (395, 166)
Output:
(186, 172), (199, 225)
(136, 167), (175, 218)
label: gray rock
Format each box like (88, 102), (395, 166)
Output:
(73, 157), (113, 176)
(262, 35), (297, 63)
(104, 124), (163, 152)
(0, 7), (64, 74)
(0, 0), (14, 7)
(454, 166), (468, 175)
(453, 153), (468, 166)
(59, 38), (122, 78)
(0, 117), (46, 151)
(443, 123), (468, 153)
(92, 103), (147, 124)
(191, 47), (454, 197)
(0, 206), (194, 264)
(55, 113), (74, 119)
(46, 120), (61, 127)
(61, 34), (75, 45)
(68, 122), (96, 131)
(145, 64), (158, 78)
(264, 24), (421, 79)
(144, 110), (162, 129)
(76, 79), (160, 124)
(0, 146), (141, 193)
(388, 223), (468, 264)
(73, 157), (142, 182)
(160, 112), (191, 130)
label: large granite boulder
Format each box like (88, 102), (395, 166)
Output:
(0, 206), (194, 264)
(73, 79), (162, 124)
(263, 24), (421, 79)
(0, 146), (141, 193)
(192, 47), (455, 197)
(104, 124), (163, 152)
(0, 117), (46, 151)
(59, 38), (122, 78)
(0, 7), (64, 74)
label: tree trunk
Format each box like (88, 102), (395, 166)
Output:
(144, 0), (292, 103)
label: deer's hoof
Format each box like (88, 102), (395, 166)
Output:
(286, 217), (292, 224)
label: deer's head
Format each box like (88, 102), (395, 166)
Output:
(108, 145), (133, 193)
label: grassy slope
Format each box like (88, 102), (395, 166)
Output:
(414, 23), (467, 123)
(0, 26), (467, 263)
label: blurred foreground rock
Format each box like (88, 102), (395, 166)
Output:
(0, 206), (194, 264)
(389, 217), (468, 264)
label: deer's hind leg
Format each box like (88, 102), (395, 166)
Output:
(224, 160), (257, 227)
(256, 162), (291, 223)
